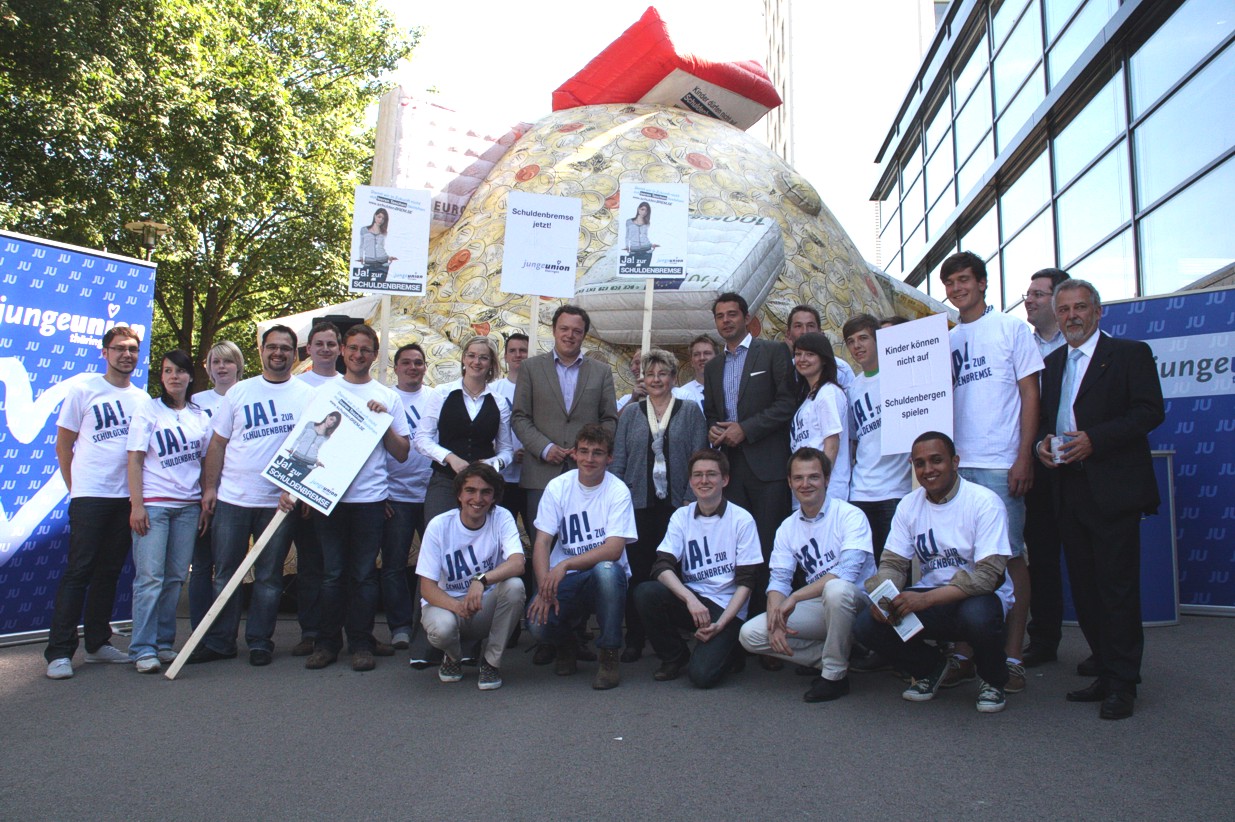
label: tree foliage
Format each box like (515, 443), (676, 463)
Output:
(0, 0), (415, 382)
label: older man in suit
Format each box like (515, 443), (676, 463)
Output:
(1035, 279), (1164, 720)
(512, 304), (618, 531)
(703, 292), (797, 629)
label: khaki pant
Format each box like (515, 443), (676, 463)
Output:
(739, 577), (865, 681)
(421, 578), (526, 668)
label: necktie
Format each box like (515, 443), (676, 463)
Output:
(1057, 348), (1082, 435)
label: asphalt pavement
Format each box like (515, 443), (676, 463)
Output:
(1, 613), (1231, 820)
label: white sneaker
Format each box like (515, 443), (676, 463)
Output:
(157, 649), (178, 664)
(46, 658), (74, 680)
(135, 656), (162, 674)
(84, 644), (129, 664)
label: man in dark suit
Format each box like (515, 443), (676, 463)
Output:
(703, 292), (797, 624)
(512, 304), (618, 530)
(1035, 279), (1164, 720)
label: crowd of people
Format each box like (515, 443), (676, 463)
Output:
(42, 253), (1165, 719)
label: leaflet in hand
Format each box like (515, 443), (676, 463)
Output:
(868, 578), (924, 641)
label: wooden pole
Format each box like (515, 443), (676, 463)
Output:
(378, 295), (391, 384)
(529, 295), (541, 354)
(640, 277), (654, 354)
(164, 508), (292, 680)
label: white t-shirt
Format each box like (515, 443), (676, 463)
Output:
(790, 382), (850, 500)
(126, 400), (211, 502)
(415, 507), (523, 604)
(950, 309), (1044, 469)
(491, 377), (523, 484)
(56, 375), (149, 499)
(768, 498), (876, 597)
(847, 371), (912, 501)
(297, 370), (342, 388)
(672, 380), (705, 413)
(656, 500), (763, 618)
(534, 470), (638, 577)
(191, 388), (228, 419)
(333, 379), (410, 504)
(386, 385), (436, 503)
(886, 478), (1014, 612)
(213, 375), (315, 507)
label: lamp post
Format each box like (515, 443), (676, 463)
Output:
(124, 218), (171, 260)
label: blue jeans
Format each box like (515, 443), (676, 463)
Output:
(293, 509), (324, 641)
(313, 501), (385, 653)
(204, 502), (295, 655)
(526, 562), (627, 650)
(129, 503), (199, 660)
(44, 497), (132, 662)
(854, 591), (1009, 687)
(381, 500), (424, 634)
(635, 581), (744, 689)
(960, 468), (1025, 557)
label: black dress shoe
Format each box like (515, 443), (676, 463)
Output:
(1100, 691), (1135, 720)
(804, 675), (850, 703)
(186, 646), (237, 664)
(653, 657), (689, 681)
(1066, 679), (1108, 702)
(620, 646), (643, 663)
(531, 643), (556, 666)
(759, 656), (784, 672)
(1077, 654), (1100, 677)
(795, 664), (817, 676)
(1022, 644), (1058, 668)
(249, 649), (272, 667)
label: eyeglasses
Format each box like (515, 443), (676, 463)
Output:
(345, 345), (375, 356)
(690, 471), (723, 481)
(262, 344), (295, 353)
(108, 345), (140, 354)
(1022, 290), (1053, 301)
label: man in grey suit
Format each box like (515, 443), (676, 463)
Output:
(512, 304), (618, 529)
(703, 292), (797, 624)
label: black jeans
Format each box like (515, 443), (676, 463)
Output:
(854, 592), (1009, 687)
(851, 499), (901, 562)
(635, 581), (744, 689)
(44, 497), (132, 662)
(625, 498), (676, 650)
(1025, 464), (1064, 649)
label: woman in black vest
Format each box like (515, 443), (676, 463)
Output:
(414, 335), (513, 522)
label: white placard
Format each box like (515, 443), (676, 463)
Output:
(878, 313), (953, 455)
(262, 384), (393, 515)
(867, 578), (925, 641)
(350, 186), (431, 296)
(499, 191), (582, 298)
(617, 182), (688, 278)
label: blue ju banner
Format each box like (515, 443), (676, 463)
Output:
(1102, 287), (1235, 613)
(0, 231), (156, 638)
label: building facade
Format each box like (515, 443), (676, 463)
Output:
(871, 0), (1235, 307)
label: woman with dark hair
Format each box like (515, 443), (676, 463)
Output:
(357, 207), (397, 277)
(283, 411), (342, 481)
(790, 332), (851, 501)
(610, 348), (707, 661)
(624, 201), (658, 267)
(125, 350), (211, 673)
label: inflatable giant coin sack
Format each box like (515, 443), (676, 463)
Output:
(386, 103), (944, 392)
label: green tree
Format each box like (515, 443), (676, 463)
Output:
(0, 0), (416, 383)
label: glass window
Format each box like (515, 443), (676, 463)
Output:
(903, 220), (928, 266)
(901, 140), (924, 191)
(1052, 70), (1126, 188)
(996, 65), (1045, 153)
(902, 173), (926, 236)
(1057, 142), (1132, 264)
(985, 254), (1007, 309)
(925, 138), (955, 209)
(955, 33), (990, 106)
(1134, 43), (1235, 209)
(1000, 151), (1051, 238)
(884, 250), (903, 277)
(1002, 208), (1056, 288)
(880, 201), (901, 239)
(992, 0), (1033, 51)
(925, 96), (952, 156)
(1066, 228), (1137, 301)
(962, 206), (1000, 259)
(1130, 0), (1235, 117)
(958, 133), (995, 201)
(1047, 0), (1118, 88)
(1044, 0), (1085, 43)
(1140, 154), (1235, 294)
(955, 73), (993, 161)
(927, 186), (958, 240)
(993, 4), (1044, 113)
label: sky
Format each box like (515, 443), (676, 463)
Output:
(384, 0), (934, 265)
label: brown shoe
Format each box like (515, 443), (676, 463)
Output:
(351, 650), (376, 672)
(653, 657), (688, 681)
(939, 655), (975, 688)
(1005, 661), (1027, 693)
(593, 648), (621, 690)
(305, 649), (337, 670)
(372, 642), (395, 657)
(291, 638), (315, 657)
(555, 640), (578, 676)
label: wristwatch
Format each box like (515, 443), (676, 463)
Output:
(471, 572), (488, 588)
